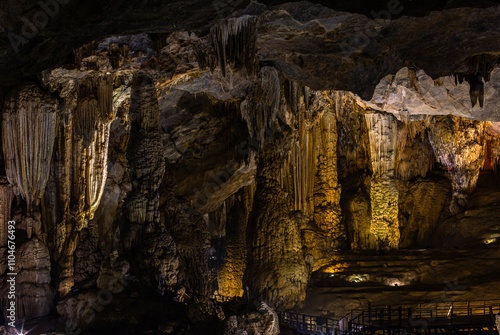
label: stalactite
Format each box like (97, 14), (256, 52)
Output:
(281, 112), (315, 218)
(428, 115), (486, 213)
(453, 54), (500, 108)
(284, 80), (310, 114)
(365, 112), (400, 250)
(198, 15), (258, 76)
(279, 91), (345, 268)
(395, 119), (435, 180)
(486, 131), (500, 173)
(240, 66), (280, 146)
(43, 74), (115, 296)
(335, 91), (370, 177)
(2, 84), (58, 214)
(365, 113), (397, 177)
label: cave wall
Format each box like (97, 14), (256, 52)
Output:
(0, 3), (499, 329)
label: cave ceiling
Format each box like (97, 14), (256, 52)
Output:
(1, 0), (500, 110)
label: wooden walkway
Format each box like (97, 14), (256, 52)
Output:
(280, 300), (500, 335)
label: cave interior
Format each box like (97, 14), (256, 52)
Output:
(1, 0), (500, 334)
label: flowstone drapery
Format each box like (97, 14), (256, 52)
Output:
(42, 73), (115, 296)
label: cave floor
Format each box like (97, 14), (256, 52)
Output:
(295, 246), (500, 319)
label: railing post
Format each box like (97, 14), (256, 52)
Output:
(388, 305), (392, 325)
(399, 307), (402, 327)
(450, 302), (453, 326)
(369, 303), (372, 324)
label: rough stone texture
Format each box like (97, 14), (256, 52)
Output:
(365, 113), (400, 250)
(216, 184), (255, 298)
(366, 66), (500, 121)
(123, 72), (165, 247)
(432, 174), (500, 248)
(428, 115), (486, 213)
(186, 295), (225, 323)
(345, 187), (375, 250)
(0, 238), (53, 322)
(281, 92), (345, 270)
(224, 302), (279, 335)
(1, 1), (500, 331)
(398, 176), (451, 248)
(246, 145), (308, 310)
(139, 227), (179, 295)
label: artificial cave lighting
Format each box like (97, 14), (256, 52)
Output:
(483, 237), (497, 244)
(1, 1), (500, 335)
(347, 274), (369, 283)
(385, 278), (408, 287)
(322, 263), (349, 274)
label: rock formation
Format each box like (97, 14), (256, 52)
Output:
(365, 112), (400, 250)
(0, 1), (500, 333)
(1, 84), (57, 214)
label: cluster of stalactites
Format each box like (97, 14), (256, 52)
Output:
(198, 15), (258, 76)
(284, 80), (310, 114)
(280, 120), (316, 217)
(395, 117), (435, 180)
(364, 112), (398, 178)
(240, 66), (280, 146)
(1, 84), (58, 213)
(453, 54), (500, 108)
(73, 75), (115, 223)
(48, 73), (115, 297)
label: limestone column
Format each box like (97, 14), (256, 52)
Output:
(365, 112), (400, 250)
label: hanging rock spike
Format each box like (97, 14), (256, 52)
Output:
(199, 15), (258, 77)
(2, 84), (58, 214)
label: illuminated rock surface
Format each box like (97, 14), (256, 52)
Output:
(0, 1), (500, 334)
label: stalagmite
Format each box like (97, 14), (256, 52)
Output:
(453, 54), (499, 108)
(216, 183), (255, 298)
(2, 84), (58, 213)
(246, 146), (308, 309)
(365, 112), (400, 250)
(125, 73), (165, 235)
